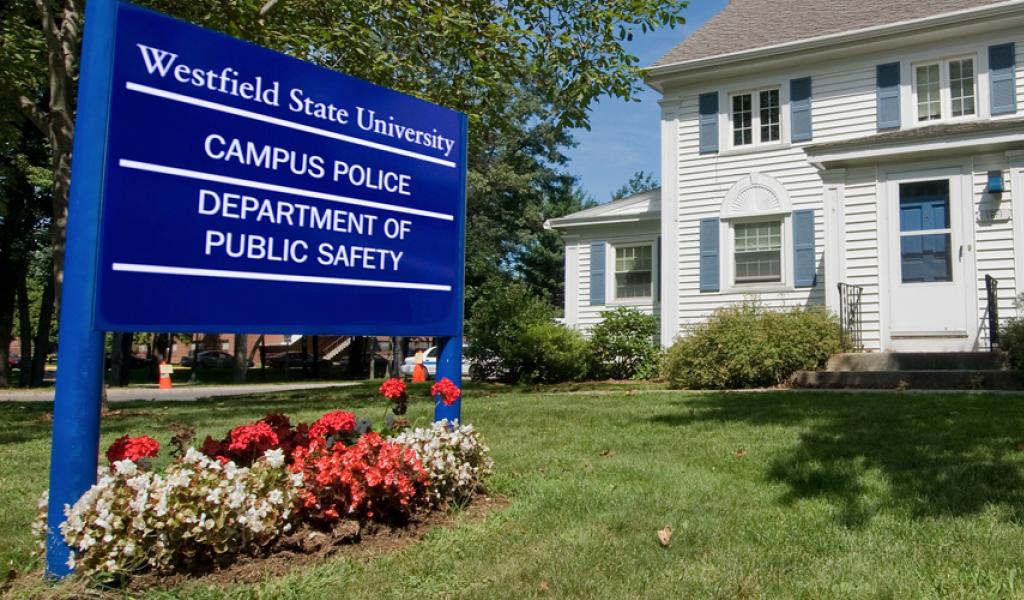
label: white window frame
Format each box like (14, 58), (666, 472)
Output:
(606, 240), (657, 304)
(732, 219), (784, 285)
(722, 216), (794, 291)
(728, 87), (782, 149)
(911, 54), (979, 124)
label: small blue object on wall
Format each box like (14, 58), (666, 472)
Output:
(987, 171), (1005, 194)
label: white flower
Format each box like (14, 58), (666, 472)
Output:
(264, 448), (285, 468)
(113, 460), (138, 476)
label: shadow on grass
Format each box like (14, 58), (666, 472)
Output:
(0, 383), (389, 447)
(650, 391), (1024, 527)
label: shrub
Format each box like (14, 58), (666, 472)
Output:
(1000, 295), (1024, 370)
(663, 302), (840, 389)
(588, 307), (660, 380)
(392, 420), (494, 506)
(48, 448), (299, 579)
(508, 321), (589, 384)
(467, 280), (586, 383)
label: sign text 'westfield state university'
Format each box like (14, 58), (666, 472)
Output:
(96, 3), (467, 335)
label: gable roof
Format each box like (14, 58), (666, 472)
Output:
(653, 0), (1008, 69)
(544, 188), (660, 231)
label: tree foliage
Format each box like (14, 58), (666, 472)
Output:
(1, 0), (687, 357)
(611, 170), (659, 201)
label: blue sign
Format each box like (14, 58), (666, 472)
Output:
(46, 0), (466, 578)
(96, 3), (467, 336)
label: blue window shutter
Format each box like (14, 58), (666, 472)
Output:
(876, 62), (901, 130)
(793, 209), (816, 288)
(589, 242), (606, 305)
(699, 218), (720, 293)
(698, 92), (719, 154)
(790, 77), (813, 142)
(990, 43), (1017, 115)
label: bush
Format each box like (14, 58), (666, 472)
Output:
(588, 307), (660, 380)
(1000, 295), (1024, 370)
(509, 321), (589, 384)
(467, 280), (587, 383)
(663, 302), (840, 389)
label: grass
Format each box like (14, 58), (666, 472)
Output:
(5, 384), (1024, 598)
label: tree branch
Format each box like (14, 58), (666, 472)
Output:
(60, 0), (83, 80)
(15, 93), (48, 134)
(33, 0), (69, 85)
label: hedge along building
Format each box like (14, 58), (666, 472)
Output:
(548, 0), (1024, 352)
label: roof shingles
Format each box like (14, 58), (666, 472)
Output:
(653, 0), (1005, 68)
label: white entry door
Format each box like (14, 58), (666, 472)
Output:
(885, 169), (975, 351)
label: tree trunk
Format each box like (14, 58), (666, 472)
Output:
(30, 275), (55, 387)
(110, 332), (126, 387)
(233, 334), (248, 384)
(17, 279), (32, 388)
(312, 336), (320, 379)
(0, 262), (20, 389)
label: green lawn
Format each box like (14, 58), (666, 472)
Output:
(5, 384), (1024, 598)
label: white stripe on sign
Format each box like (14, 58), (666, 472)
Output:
(118, 159), (455, 222)
(111, 263), (453, 292)
(125, 81), (458, 169)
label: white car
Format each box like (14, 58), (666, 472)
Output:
(399, 345), (471, 379)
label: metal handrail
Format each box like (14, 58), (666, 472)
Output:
(985, 274), (999, 351)
(837, 282), (864, 352)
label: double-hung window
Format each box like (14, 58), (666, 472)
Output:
(614, 245), (653, 299)
(731, 88), (780, 147)
(913, 56), (976, 122)
(734, 221), (782, 283)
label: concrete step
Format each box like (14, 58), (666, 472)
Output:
(825, 352), (1008, 372)
(793, 369), (1021, 390)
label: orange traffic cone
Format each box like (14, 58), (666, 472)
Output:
(159, 361), (173, 389)
(411, 350), (427, 383)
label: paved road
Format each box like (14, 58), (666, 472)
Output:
(0, 381), (359, 403)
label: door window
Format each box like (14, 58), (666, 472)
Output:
(898, 180), (952, 283)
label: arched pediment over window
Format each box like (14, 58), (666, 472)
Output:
(720, 172), (792, 220)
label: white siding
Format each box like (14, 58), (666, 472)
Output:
(972, 155), (1017, 348)
(659, 27), (1024, 350)
(841, 168), (884, 350)
(567, 227), (660, 334)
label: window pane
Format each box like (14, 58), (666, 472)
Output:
(615, 245), (653, 298)
(900, 233), (952, 283)
(734, 222), (781, 283)
(949, 58), (975, 117)
(916, 64), (941, 121)
(732, 94), (752, 146)
(759, 89), (780, 142)
(899, 180), (949, 232)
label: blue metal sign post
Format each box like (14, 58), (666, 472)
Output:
(47, 0), (466, 577)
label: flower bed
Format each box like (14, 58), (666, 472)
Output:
(33, 381), (492, 583)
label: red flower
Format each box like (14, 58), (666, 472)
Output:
(309, 411), (357, 440)
(431, 377), (461, 406)
(106, 435), (160, 465)
(227, 422), (280, 454)
(290, 431), (429, 523)
(379, 378), (407, 401)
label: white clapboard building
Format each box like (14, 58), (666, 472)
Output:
(547, 0), (1024, 352)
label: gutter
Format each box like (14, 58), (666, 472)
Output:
(646, 0), (1024, 84)
(544, 214), (660, 231)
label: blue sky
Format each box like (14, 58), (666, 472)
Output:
(566, 0), (728, 202)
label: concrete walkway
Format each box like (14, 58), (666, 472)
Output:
(0, 381), (359, 403)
